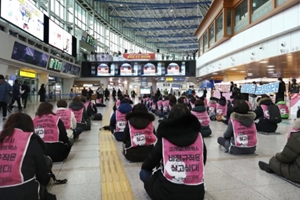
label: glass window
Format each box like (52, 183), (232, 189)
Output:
(252, 0), (272, 22)
(216, 13), (223, 41)
(227, 10), (232, 35)
(203, 32), (208, 52)
(199, 37), (203, 56)
(209, 25), (215, 47)
(276, 0), (288, 6)
(234, 0), (248, 33)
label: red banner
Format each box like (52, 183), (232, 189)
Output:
(123, 53), (155, 60)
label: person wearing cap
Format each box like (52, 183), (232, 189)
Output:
(276, 78), (286, 103)
(258, 117), (300, 183)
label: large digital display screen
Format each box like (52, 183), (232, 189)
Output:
(81, 60), (196, 77)
(140, 86), (151, 94)
(48, 57), (62, 72)
(62, 62), (81, 76)
(0, 0), (44, 40)
(49, 20), (72, 55)
(11, 41), (49, 68)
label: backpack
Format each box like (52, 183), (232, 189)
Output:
(268, 105), (282, 123)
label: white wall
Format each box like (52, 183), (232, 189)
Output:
(197, 4), (300, 76)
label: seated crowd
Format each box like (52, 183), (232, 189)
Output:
(1, 89), (299, 200)
(0, 95), (102, 200)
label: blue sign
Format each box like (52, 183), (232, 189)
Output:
(241, 82), (279, 95)
(241, 84), (256, 94)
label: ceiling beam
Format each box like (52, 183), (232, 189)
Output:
(112, 6), (200, 11)
(110, 15), (202, 22)
(124, 25), (199, 30)
(95, 0), (212, 6)
(142, 35), (197, 38)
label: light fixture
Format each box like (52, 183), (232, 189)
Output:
(212, 72), (218, 74)
(247, 73), (253, 76)
(267, 68), (274, 71)
(240, 71), (246, 73)
(230, 68), (237, 70)
(259, 60), (268, 63)
(267, 65), (275, 68)
(170, 9), (173, 12)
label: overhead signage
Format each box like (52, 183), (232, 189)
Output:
(62, 62), (81, 76)
(166, 77), (173, 82)
(123, 53), (156, 60)
(20, 70), (36, 78)
(0, 0), (44, 40)
(48, 57), (62, 72)
(49, 20), (72, 55)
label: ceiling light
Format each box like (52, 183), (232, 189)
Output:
(267, 68), (274, 71)
(267, 65), (275, 68)
(240, 71), (246, 73)
(230, 68), (237, 70)
(247, 73), (253, 76)
(170, 9), (173, 12)
(259, 61), (268, 63)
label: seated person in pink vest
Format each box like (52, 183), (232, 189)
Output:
(110, 99), (132, 141)
(216, 96), (227, 121)
(254, 95), (280, 133)
(191, 100), (212, 137)
(83, 96), (98, 118)
(140, 104), (207, 200)
(0, 113), (56, 199)
(217, 100), (257, 155)
(69, 96), (91, 131)
(122, 103), (157, 162)
(56, 99), (82, 140)
(34, 102), (74, 162)
(258, 118), (300, 183)
(113, 95), (124, 112)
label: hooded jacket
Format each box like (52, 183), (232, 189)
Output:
(110, 103), (132, 131)
(142, 114), (206, 200)
(223, 112), (257, 154)
(192, 106), (212, 137)
(69, 101), (89, 124)
(254, 97), (278, 132)
(269, 119), (300, 183)
(0, 79), (12, 102)
(122, 112), (156, 162)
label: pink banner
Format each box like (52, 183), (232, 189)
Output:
(290, 94), (300, 107)
(213, 90), (231, 100)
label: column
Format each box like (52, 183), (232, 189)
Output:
(152, 80), (157, 95)
(0, 63), (8, 77)
(37, 73), (49, 93)
(99, 78), (108, 88)
(62, 78), (74, 99)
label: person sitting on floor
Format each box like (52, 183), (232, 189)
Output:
(140, 104), (206, 200)
(254, 95), (281, 133)
(0, 113), (56, 200)
(259, 117), (300, 183)
(217, 100), (257, 155)
(122, 103), (157, 162)
(191, 100), (212, 137)
(216, 96), (228, 121)
(56, 99), (82, 140)
(33, 102), (73, 162)
(83, 96), (98, 118)
(110, 99), (132, 141)
(69, 96), (91, 131)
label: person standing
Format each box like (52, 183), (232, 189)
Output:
(38, 84), (46, 102)
(112, 88), (117, 101)
(21, 81), (30, 109)
(276, 78), (286, 103)
(88, 88), (93, 98)
(0, 75), (12, 120)
(289, 78), (299, 94)
(249, 81), (257, 110)
(70, 88), (75, 100)
(104, 88), (110, 101)
(81, 87), (88, 97)
(96, 87), (104, 98)
(9, 80), (22, 111)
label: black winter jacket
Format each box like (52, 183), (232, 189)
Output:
(142, 114), (206, 200)
(123, 112), (156, 162)
(69, 101), (89, 124)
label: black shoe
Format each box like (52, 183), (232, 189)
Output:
(258, 161), (273, 173)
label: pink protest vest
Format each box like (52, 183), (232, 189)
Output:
(96, 98), (102, 104)
(116, 100), (121, 108)
(162, 134), (204, 185)
(72, 108), (84, 123)
(56, 109), (72, 129)
(261, 105), (270, 119)
(151, 102), (156, 110)
(278, 104), (289, 115)
(208, 102), (216, 113)
(216, 104), (227, 115)
(0, 129), (33, 187)
(191, 111), (210, 127)
(33, 114), (60, 143)
(84, 101), (90, 111)
(128, 122), (156, 148)
(163, 100), (170, 112)
(231, 118), (257, 148)
(116, 110), (127, 132)
(157, 100), (163, 110)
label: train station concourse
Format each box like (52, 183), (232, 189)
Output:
(1, 0), (300, 200)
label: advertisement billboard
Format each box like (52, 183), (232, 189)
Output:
(48, 20), (72, 55)
(0, 0), (44, 40)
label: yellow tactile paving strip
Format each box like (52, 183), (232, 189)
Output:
(100, 104), (135, 200)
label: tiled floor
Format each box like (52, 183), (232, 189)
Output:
(0, 101), (299, 200)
